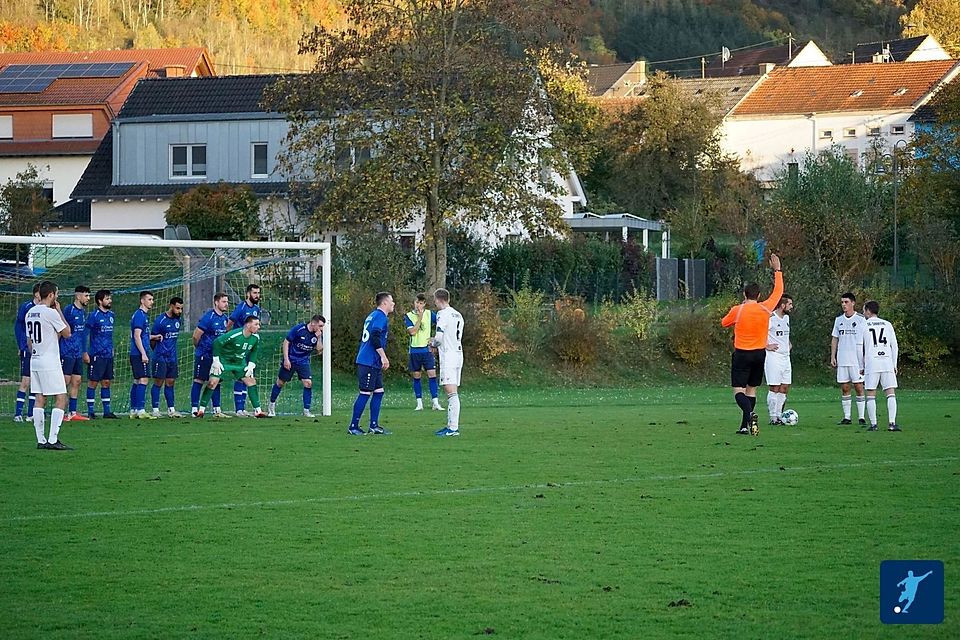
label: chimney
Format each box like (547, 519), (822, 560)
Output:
(164, 65), (186, 78)
(759, 63), (776, 74)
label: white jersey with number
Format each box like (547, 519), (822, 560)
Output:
(26, 304), (66, 371)
(832, 312), (865, 367)
(767, 312), (791, 356)
(863, 316), (898, 374)
(435, 306), (464, 365)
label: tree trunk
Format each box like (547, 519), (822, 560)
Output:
(423, 197), (447, 292)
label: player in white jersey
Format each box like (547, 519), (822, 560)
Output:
(25, 281), (73, 450)
(830, 292), (866, 426)
(860, 300), (901, 432)
(429, 288), (464, 437)
(764, 295), (793, 424)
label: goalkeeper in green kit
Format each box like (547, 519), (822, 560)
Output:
(196, 316), (267, 418)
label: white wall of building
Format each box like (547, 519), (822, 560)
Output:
(906, 36), (950, 62)
(0, 155), (91, 205)
(721, 111), (914, 181)
(788, 41), (832, 67)
(90, 199), (168, 231)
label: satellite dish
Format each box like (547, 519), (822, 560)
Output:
(722, 47), (731, 63)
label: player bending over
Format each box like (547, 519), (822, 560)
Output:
(268, 315), (325, 417)
(196, 316), (266, 418)
(226, 284), (262, 416)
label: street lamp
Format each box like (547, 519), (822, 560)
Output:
(875, 138), (909, 284)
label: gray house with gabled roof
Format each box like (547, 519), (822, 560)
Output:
(72, 74), (294, 234)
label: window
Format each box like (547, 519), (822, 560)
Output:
(0, 115), (11, 139)
(891, 124), (905, 136)
(41, 182), (53, 204)
(252, 143), (268, 177)
(844, 128), (857, 138)
(867, 127), (881, 137)
(819, 129), (833, 139)
(52, 113), (93, 138)
(398, 234), (416, 254)
(843, 148), (860, 165)
(170, 144), (207, 178)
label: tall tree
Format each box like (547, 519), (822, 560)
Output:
(267, 0), (599, 289)
(902, 0), (960, 57)
(0, 165), (53, 236)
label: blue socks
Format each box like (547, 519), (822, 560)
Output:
(428, 376), (439, 399)
(234, 381), (247, 411)
(164, 385), (175, 409)
(87, 387), (95, 415)
(191, 381), (202, 407)
(303, 387), (312, 411)
(350, 393), (370, 427)
(15, 390), (26, 417)
(152, 384), (162, 410)
(68, 397), (78, 414)
(271, 383), (282, 403)
(28, 394), (35, 415)
(370, 391), (384, 427)
(101, 387), (111, 414)
(412, 377), (422, 399)
(212, 386), (221, 410)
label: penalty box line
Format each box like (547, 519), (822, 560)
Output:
(3, 456), (956, 524)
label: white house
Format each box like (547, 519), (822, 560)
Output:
(845, 35), (951, 65)
(721, 59), (960, 182)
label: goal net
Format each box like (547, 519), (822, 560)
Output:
(0, 235), (331, 417)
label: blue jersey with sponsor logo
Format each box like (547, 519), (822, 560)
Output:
(195, 309), (228, 357)
(230, 301), (261, 328)
(355, 308), (388, 367)
(130, 308), (151, 357)
(59, 303), (87, 358)
(86, 308), (115, 357)
(151, 313), (182, 362)
(286, 322), (319, 364)
(14, 299), (35, 352)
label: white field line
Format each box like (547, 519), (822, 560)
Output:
(3, 456), (956, 524)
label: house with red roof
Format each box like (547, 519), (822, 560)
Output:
(721, 59), (960, 182)
(0, 47), (214, 227)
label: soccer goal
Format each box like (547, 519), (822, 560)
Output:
(0, 234), (331, 417)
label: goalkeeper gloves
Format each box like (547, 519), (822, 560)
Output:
(210, 356), (223, 376)
(244, 361), (256, 378)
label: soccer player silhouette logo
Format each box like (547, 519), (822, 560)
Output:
(896, 570), (933, 613)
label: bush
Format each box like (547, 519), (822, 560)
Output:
(460, 286), (514, 372)
(507, 280), (548, 355)
(165, 182), (260, 240)
(550, 297), (607, 367)
(615, 288), (658, 341)
(665, 308), (716, 366)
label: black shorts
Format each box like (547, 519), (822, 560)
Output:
(357, 364), (383, 393)
(731, 348), (766, 388)
(88, 355), (114, 382)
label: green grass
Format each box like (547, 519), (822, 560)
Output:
(0, 386), (957, 639)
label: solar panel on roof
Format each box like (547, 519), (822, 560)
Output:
(0, 62), (136, 93)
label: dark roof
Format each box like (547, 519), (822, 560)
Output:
(704, 44), (793, 78)
(675, 76), (764, 114)
(72, 129), (286, 199)
(118, 74), (285, 118)
(848, 36), (928, 64)
(584, 63), (637, 96)
(52, 199), (91, 226)
(910, 103), (943, 123)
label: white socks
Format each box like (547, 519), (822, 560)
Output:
(49, 408), (64, 444)
(887, 395), (898, 424)
(841, 395), (852, 419)
(447, 393), (460, 431)
(767, 392), (778, 419)
(866, 396), (877, 426)
(856, 396), (866, 420)
(866, 395), (898, 425)
(33, 407), (46, 444)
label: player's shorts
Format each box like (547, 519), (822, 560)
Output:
(439, 363), (462, 387)
(408, 350), (437, 372)
(278, 360), (311, 382)
(764, 352), (792, 386)
(731, 348), (766, 388)
(836, 365), (865, 384)
(19, 350), (31, 377)
(88, 355), (114, 382)
(357, 364), (383, 392)
(864, 370), (898, 391)
(214, 364), (247, 381)
(152, 359), (179, 380)
(194, 355), (212, 381)
(61, 356), (84, 376)
(30, 368), (67, 396)
(129, 355), (149, 379)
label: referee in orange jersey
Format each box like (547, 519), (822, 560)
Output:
(721, 253), (783, 435)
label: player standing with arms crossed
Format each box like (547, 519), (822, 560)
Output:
(720, 253), (784, 435)
(26, 281), (72, 450)
(431, 288), (465, 437)
(831, 293), (867, 426)
(861, 301), (901, 432)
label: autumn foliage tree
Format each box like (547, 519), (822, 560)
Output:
(165, 183), (261, 241)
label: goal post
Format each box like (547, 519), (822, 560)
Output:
(0, 234), (332, 417)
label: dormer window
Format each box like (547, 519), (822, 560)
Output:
(171, 144), (207, 178)
(894, 87), (908, 96)
(850, 90), (864, 98)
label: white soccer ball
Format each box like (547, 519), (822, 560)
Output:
(781, 409), (799, 426)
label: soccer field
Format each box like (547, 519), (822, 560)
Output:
(1, 386), (957, 639)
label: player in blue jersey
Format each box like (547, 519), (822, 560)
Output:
(268, 315), (325, 417)
(13, 283), (41, 422)
(226, 284), (262, 416)
(129, 291), (161, 419)
(60, 285), (90, 421)
(348, 291), (395, 435)
(85, 289), (119, 418)
(191, 293), (230, 417)
(150, 296), (184, 418)
(404, 293), (443, 411)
